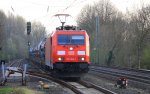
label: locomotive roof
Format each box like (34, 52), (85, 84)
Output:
(56, 25), (84, 31)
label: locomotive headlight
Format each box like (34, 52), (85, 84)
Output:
(81, 57), (85, 61)
(79, 57), (85, 61)
(58, 57), (64, 61)
(69, 47), (73, 50)
(58, 57), (62, 61)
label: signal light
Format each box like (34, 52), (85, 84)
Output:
(27, 22), (31, 35)
(28, 41), (31, 46)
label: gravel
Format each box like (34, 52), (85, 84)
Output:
(2, 59), (149, 94)
(0, 75), (75, 94)
(81, 73), (150, 94)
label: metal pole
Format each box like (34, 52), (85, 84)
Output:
(28, 41), (30, 59)
(95, 17), (97, 63)
(96, 16), (100, 64)
(23, 64), (27, 85)
(2, 62), (5, 80)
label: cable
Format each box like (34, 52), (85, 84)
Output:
(33, 0), (87, 20)
(11, 6), (14, 12)
(8, 0), (91, 24)
(62, 0), (77, 12)
(10, 0), (87, 20)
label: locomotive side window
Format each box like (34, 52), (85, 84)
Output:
(58, 35), (84, 45)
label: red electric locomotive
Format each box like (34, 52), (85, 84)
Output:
(31, 14), (90, 78)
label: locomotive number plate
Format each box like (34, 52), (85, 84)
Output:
(66, 58), (75, 61)
(68, 51), (74, 55)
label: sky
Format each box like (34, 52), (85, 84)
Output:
(0, 0), (150, 34)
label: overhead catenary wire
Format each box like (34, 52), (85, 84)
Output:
(32, 0), (90, 20)
(11, 6), (14, 12)
(10, 0), (15, 13)
(31, 0), (91, 33)
(7, 0), (92, 31)
(62, 0), (77, 12)
(9, 0), (68, 15)
(6, 0), (91, 20)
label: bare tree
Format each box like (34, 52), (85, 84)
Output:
(30, 21), (46, 48)
(131, 6), (150, 69)
(77, 0), (126, 66)
(0, 11), (6, 48)
(0, 11), (46, 61)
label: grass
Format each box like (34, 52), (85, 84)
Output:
(0, 87), (44, 94)
(0, 87), (14, 94)
(14, 88), (35, 94)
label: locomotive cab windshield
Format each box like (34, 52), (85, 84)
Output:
(58, 35), (85, 45)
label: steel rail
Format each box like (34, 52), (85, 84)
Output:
(79, 80), (116, 94)
(29, 72), (115, 94)
(91, 65), (150, 74)
(1, 69), (116, 94)
(90, 67), (150, 85)
(90, 66), (150, 80)
(29, 72), (83, 94)
(9, 59), (23, 67)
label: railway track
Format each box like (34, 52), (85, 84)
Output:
(28, 72), (116, 94)
(9, 59), (23, 67)
(2, 59), (148, 93)
(29, 62), (117, 93)
(0, 59), (24, 85)
(95, 65), (150, 74)
(90, 66), (150, 85)
(8, 60), (19, 67)
(1, 59), (116, 94)
(1, 66), (116, 94)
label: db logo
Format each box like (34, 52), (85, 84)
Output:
(68, 51), (74, 55)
